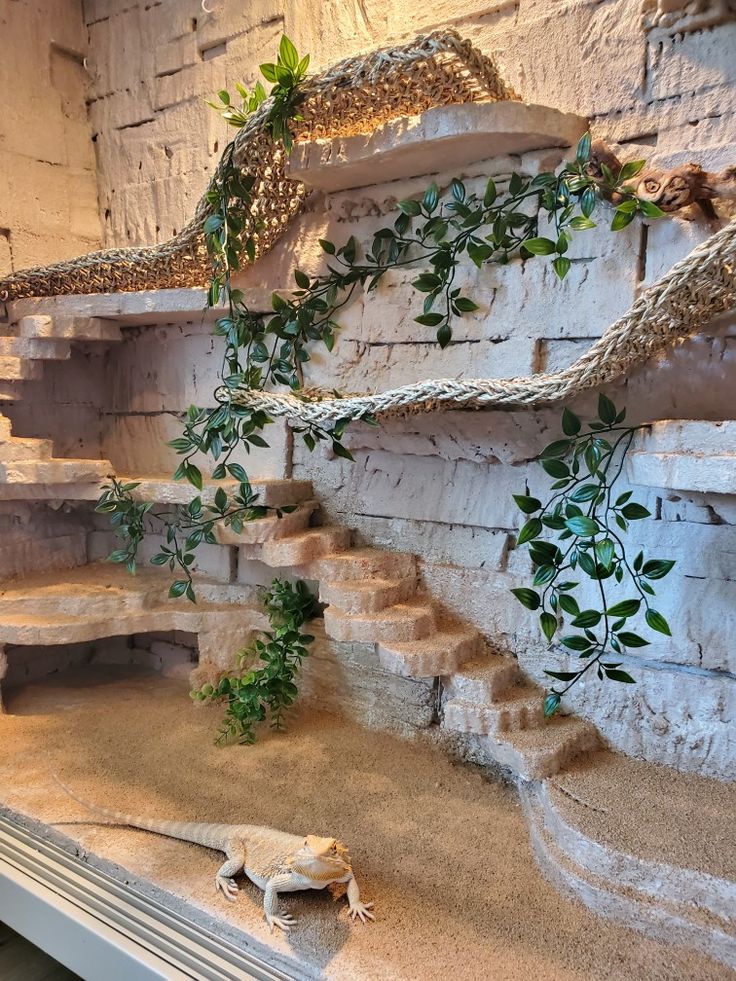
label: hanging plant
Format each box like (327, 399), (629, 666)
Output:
(511, 396), (675, 717)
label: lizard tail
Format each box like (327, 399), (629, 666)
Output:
(51, 771), (229, 850)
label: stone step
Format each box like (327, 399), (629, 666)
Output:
(319, 575), (417, 614)
(18, 314), (122, 342)
(325, 599), (435, 644)
(214, 500), (318, 545)
(443, 689), (545, 737)
(307, 546), (417, 581)
(0, 336), (71, 360)
(0, 415), (11, 439)
(446, 655), (521, 701)
(256, 526), (352, 566)
(0, 457), (112, 485)
(0, 356), (42, 381)
(0, 435), (54, 461)
(378, 624), (482, 678)
(476, 716), (600, 781)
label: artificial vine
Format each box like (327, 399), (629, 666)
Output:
(511, 396), (675, 717)
(98, 35), (665, 606)
(191, 578), (317, 744)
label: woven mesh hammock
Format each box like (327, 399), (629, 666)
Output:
(0, 30), (513, 302)
(1, 30), (734, 422)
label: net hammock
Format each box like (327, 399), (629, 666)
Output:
(1, 30), (734, 422)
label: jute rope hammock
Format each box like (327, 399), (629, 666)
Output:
(218, 216), (736, 422)
(0, 30), (514, 301)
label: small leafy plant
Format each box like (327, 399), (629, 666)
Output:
(191, 579), (318, 744)
(511, 396), (675, 718)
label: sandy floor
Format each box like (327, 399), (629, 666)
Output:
(0, 666), (731, 981)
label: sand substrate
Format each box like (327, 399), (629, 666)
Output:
(0, 665), (731, 981)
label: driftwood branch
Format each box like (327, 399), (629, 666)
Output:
(590, 140), (736, 221)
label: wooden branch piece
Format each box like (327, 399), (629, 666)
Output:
(590, 140), (736, 220)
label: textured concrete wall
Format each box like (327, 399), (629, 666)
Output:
(23, 0), (736, 776)
(0, 0), (100, 277)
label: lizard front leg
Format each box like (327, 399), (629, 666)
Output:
(263, 872), (299, 933)
(215, 839), (246, 902)
(346, 875), (375, 923)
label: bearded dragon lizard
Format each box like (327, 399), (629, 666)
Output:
(54, 776), (374, 933)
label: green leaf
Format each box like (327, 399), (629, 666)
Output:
(517, 517), (543, 545)
(639, 200), (665, 219)
(560, 635), (593, 651)
(169, 580), (189, 598)
(598, 393), (617, 424)
(454, 297), (479, 312)
(422, 182), (439, 212)
(543, 692), (562, 717)
(511, 588), (541, 611)
(576, 132), (592, 162)
(565, 516), (598, 537)
(319, 238), (335, 254)
(642, 559), (675, 580)
(606, 599), (641, 618)
(513, 494), (542, 514)
(620, 159), (646, 181)
(605, 668), (637, 684)
(611, 208), (635, 231)
(558, 594), (580, 616)
(616, 631), (650, 648)
(622, 502), (651, 520)
(450, 179), (466, 202)
(279, 34), (299, 70)
(484, 178), (497, 206)
(332, 441), (354, 462)
(542, 459), (570, 479)
(294, 269), (310, 289)
(523, 237), (557, 256)
(561, 408), (581, 436)
(540, 611), (557, 642)
(553, 256), (571, 281)
(581, 187), (596, 219)
(414, 313), (444, 327)
(185, 463), (203, 491)
(569, 484), (599, 503)
(397, 198), (421, 216)
(572, 609), (601, 628)
(541, 439), (572, 459)
(569, 215), (596, 230)
(645, 608), (671, 636)
(595, 538), (615, 570)
(545, 670), (579, 681)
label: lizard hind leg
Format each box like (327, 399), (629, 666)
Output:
(215, 840), (246, 903)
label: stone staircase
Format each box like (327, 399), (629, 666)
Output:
(0, 314), (123, 498)
(223, 492), (600, 781)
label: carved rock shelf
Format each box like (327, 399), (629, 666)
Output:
(287, 102), (588, 192)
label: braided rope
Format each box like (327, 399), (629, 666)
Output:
(217, 217), (736, 422)
(0, 30), (515, 301)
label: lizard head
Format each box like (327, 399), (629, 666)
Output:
(290, 835), (352, 881)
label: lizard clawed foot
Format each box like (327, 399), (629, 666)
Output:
(267, 913), (296, 934)
(349, 901), (375, 923)
(215, 875), (239, 902)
